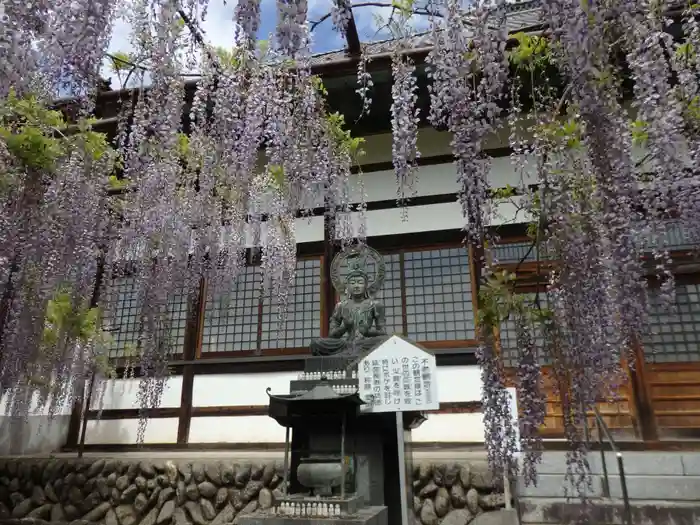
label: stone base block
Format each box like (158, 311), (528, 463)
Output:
(236, 505), (388, 525)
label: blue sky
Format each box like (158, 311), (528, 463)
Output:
(104, 0), (430, 86)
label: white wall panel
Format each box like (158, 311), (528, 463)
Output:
(192, 372), (295, 407)
(0, 415), (71, 455)
(488, 155), (537, 188)
(412, 413), (485, 443)
(189, 416), (286, 443)
(489, 195), (533, 226)
(359, 128), (510, 166)
(92, 377), (183, 410)
(350, 164), (459, 203)
(295, 216), (324, 244)
(84, 418), (179, 445)
(353, 156), (536, 205)
(78, 366), (490, 445)
(336, 202), (464, 239)
(336, 197), (530, 237)
(0, 385), (74, 455)
(1, 386), (72, 416)
(238, 216), (323, 248)
(436, 366), (482, 403)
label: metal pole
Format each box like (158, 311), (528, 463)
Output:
(340, 412), (347, 499)
(282, 426), (291, 495)
(617, 453), (633, 525)
(596, 417), (610, 498)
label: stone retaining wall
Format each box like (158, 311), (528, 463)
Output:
(0, 459), (507, 525)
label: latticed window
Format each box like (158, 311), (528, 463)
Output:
(378, 253), (403, 336)
(201, 257), (322, 353)
(498, 293), (549, 367)
(260, 258), (322, 349)
(404, 247), (475, 342)
(644, 283), (700, 363)
(491, 241), (541, 265)
(106, 276), (188, 358)
(202, 266), (262, 353)
(636, 220), (700, 253)
(193, 246), (479, 356)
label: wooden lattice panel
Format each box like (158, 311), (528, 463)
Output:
(647, 363), (700, 437)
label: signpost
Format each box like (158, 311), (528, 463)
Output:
(357, 335), (440, 413)
(356, 335), (439, 525)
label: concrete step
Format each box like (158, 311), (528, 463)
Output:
(515, 451), (700, 501)
(518, 497), (700, 525)
(528, 451), (700, 477)
(517, 473), (700, 501)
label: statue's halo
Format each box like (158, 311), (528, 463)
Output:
(330, 244), (386, 296)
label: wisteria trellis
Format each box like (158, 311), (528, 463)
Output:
(1, 0), (699, 495)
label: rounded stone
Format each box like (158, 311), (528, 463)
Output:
(197, 481), (217, 499)
(434, 487), (450, 517)
(258, 488), (273, 510)
(200, 498), (216, 520)
(419, 499), (438, 525)
(466, 488), (479, 515)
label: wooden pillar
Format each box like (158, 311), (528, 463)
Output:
(66, 251), (106, 450)
(322, 202), (338, 336)
(399, 252), (408, 336)
(468, 242), (483, 329)
(177, 278), (205, 445)
(626, 335), (658, 441)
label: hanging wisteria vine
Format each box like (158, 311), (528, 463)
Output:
(1, 0), (700, 504)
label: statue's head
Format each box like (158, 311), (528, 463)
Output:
(331, 244), (385, 300)
(345, 270), (369, 298)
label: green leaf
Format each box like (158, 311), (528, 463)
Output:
(269, 164), (286, 190)
(109, 51), (135, 73)
(507, 33), (551, 71)
(630, 120), (649, 146)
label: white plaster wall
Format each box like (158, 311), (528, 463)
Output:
(353, 155), (536, 204)
(295, 216), (324, 244)
(350, 164), (459, 203)
(0, 415), (71, 456)
(0, 386), (73, 456)
(412, 413), (485, 443)
(491, 195), (533, 226)
(436, 366), (482, 403)
(189, 416), (286, 443)
(239, 216), (324, 247)
(92, 376), (183, 410)
(359, 127), (511, 166)
(89, 365), (487, 445)
(187, 366), (485, 444)
(336, 203), (465, 239)
(191, 372), (296, 407)
(335, 196), (528, 239)
(84, 418), (179, 445)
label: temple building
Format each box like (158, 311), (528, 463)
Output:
(3, 0), (699, 460)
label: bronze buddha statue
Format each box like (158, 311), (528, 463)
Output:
(310, 245), (389, 357)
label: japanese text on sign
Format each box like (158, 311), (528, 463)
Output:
(357, 335), (439, 413)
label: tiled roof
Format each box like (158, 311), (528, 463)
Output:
(308, 0), (544, 67)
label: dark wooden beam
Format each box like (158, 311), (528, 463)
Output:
(85, 400), (481, 421)
(63, 438), (700, 454)
(343, 9), (362, 57)
(627, 335), (659, 441)
(176, 278), (205, 444)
